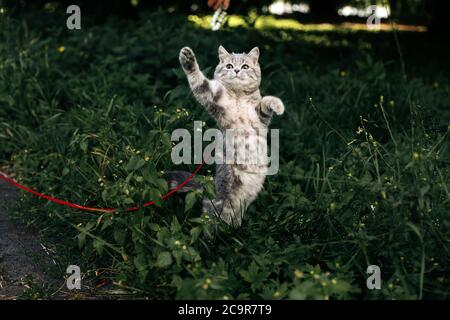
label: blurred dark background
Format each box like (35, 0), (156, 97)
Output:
(1, 0), (449, 36)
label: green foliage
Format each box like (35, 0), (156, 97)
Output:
(18, 275), (54, 300)
(0, 10), (449, 299)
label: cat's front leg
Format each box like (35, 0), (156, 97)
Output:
(261, 96), (285, 115)
(179, 47), (223, 115)
(257, 96), (284, 124)
(179, 46), (199, 74)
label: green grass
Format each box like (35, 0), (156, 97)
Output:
(0, 10), (449, 299)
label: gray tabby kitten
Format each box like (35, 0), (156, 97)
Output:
(169, 46), (284, 226)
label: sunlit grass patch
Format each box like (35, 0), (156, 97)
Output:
(188, 14), (332, 31)
(188, 14), (427, 33)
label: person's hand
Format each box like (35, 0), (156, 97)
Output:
(207, 0), (230, 10)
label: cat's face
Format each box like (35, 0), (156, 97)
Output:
(214, 46), (261, 93)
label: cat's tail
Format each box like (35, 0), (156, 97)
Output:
(164, 171), (204, 193)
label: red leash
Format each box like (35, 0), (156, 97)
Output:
(0, 162), (205, 213)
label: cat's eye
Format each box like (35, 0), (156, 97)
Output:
(225, 64), (234, 69)
(241, 64), (250, 70)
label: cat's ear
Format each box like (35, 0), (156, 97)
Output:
(218, 45), (229, 62)
(247, 47), (260, 63)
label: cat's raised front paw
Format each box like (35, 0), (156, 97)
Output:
(179, 47), (198, 73)
(263, 96), (285, 115)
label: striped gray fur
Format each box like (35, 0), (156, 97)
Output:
(176, 46), (285, 226)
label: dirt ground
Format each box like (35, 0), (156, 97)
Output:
(0, 178), (56, 299)
(0, 178), (125, 300)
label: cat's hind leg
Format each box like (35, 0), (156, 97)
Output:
(202, 198), (244, 226)
(201, 164), (247, 226)
(202, 198), (223, 219)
